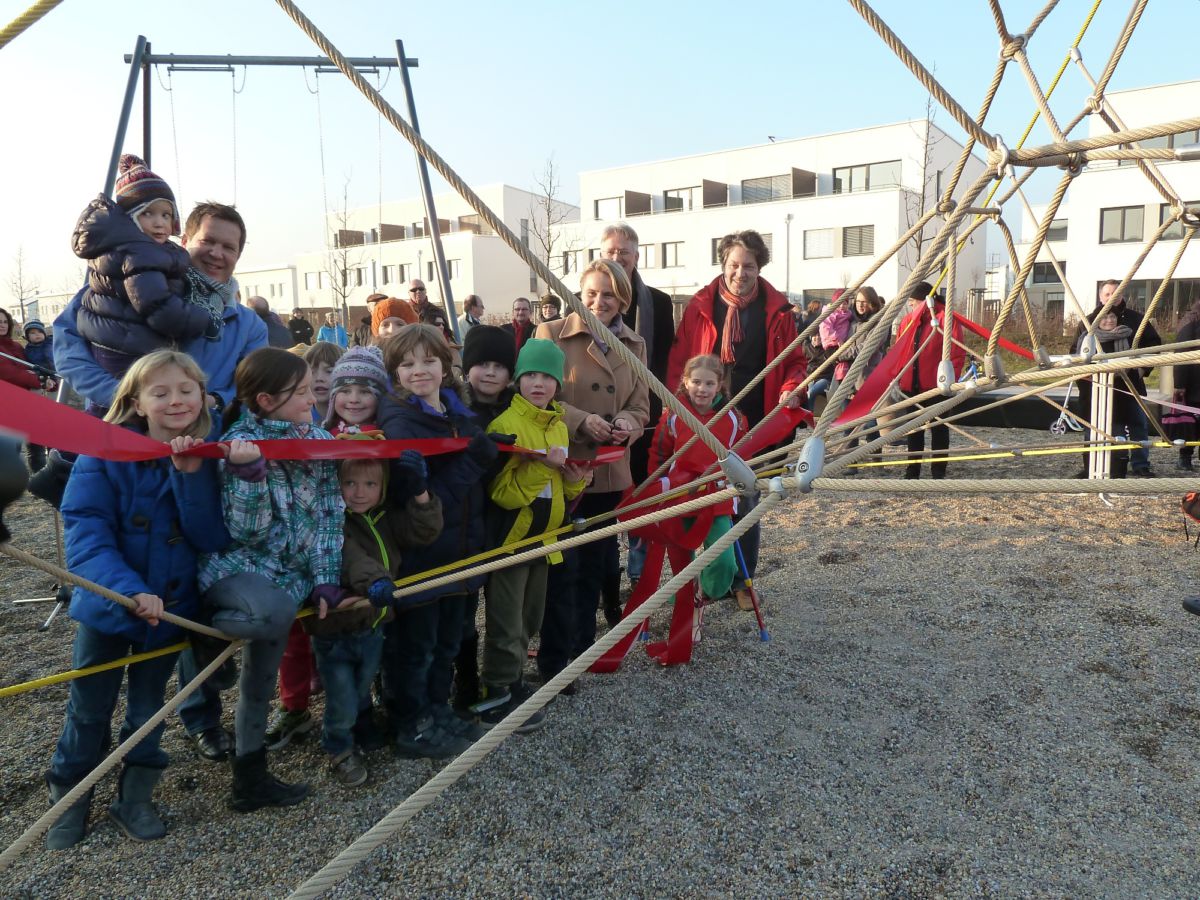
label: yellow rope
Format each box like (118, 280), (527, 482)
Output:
(0, 0), (62, 51)
(0, 642), (188, 698)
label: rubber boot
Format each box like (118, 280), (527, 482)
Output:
(228, 747), (309, 812)
(108, 765), (166, 842)
(1112, 453), (1129, 480)
(45, 778), (92, 850)
(452, 633), (480, 712)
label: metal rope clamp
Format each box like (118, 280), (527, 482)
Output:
(1078, 332), (1100, 362)
(718, 451), (759, 498)
(937, 359), (958, 396)
(791, 436), (825, 493)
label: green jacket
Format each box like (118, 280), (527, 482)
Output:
(304, 492), (444, 637)
(487, 395), (585, 565)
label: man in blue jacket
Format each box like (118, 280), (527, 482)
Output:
(52, 200), (266, 764)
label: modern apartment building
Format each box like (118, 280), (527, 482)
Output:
(549, 120), (988, 310)
(1017, 79), (1200, 324)
(269, 184), (577, 324)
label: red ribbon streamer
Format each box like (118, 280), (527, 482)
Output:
(0, 380), (625, 467)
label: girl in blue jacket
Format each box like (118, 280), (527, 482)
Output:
(46, 350), (229, 850)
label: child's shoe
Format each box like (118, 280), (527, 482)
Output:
(392, 715), (470, 760)
(468, 684), (511, 716)
(264, 706), (314, 750)
(328, 749), (368, 788)
(432, 703), (486, 742)
(479, 681), (546, 735)
(228, 748), (309, 811)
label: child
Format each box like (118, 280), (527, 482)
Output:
(0, 307), (44, 470)
(44, 350), (229, 848)
(198, 346), (346, 811)
(371, 297), (417, 341)
(324, 345), (389, 436)
(308, 453), (443, 786)
(71, 154), (215, 377)
(1074, 310), (1139, 478)
(377, 324), (505, 758)
(21, 319), (55, 375)
(649, 354), (748, 605)
(474, 339), (588, 729)
(303, 340), (345, 425)
(452, 324), (517, 709)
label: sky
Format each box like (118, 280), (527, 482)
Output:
(0, 0), (1196, 308)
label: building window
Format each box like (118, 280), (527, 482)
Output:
(588, 248), (601, 262)
(353, 267), (366, 287)
(1160, 202), (1197, 240)
(427, 261), (435, 282)
(278, 283), (285, 297)
(448, 259), (461, 280)
(663, 187), (698, 212)
(561, 251), (575, 275)
(833, 159), (901, 194)
(662, 242), (683, 267)
(520, 218), (530, 246)
(741, 174), (789, 204)
(1032, 261), (1065, 284)
(1100, 205), (1144, 243)
(594, 197), (622, 220)
(411, 221), (425, 239)
(760, 234), (774, 257)
(304, 272), (321, 290)
(398, 263), (412, 284)
(381, 265), (394, 285)
(641, 244), (656, 268)
(803, 229), (834, 259)
(842, 225), (874, 257)
(1046, 218), (1068, 242)
(710, 238), (721, 266)
(1045, 291), (1065, 320)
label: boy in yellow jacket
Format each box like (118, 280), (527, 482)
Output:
(473, 339), (589, 729)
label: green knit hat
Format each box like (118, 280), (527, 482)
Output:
(513, 338), (564, 385)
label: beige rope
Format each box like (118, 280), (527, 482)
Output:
(801, 476), (1197, 494)
(846, 0), (994, 148)
(0, 642), (240, 870)
(268, 0), (727, 462)
(285, 490), (782, 900)
(0, 0), (62, 51)
(0, 543), (233, 640)
(1003, 114), (1200, 164)
(1134, 229), (1194, 347)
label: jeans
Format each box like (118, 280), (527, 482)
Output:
(200, 573), (297, 756)
(1125, 402), (1151, 472)
(626, 537), (647, 583)
(805, 378), (831, 412)
(312, 631), (384, 756)
(49, 624), (180, 786)
(381, 593), (466, 729)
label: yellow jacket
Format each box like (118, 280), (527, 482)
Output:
(487, 394), (586, 565)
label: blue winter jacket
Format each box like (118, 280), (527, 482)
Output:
(22, 337), (54, 374)
(376, 389), (488, 602)
(316, 324), (348, 348)
(72, 195), (212, 360)
(53, 287), (267, 410)
(61, 430), (230, 649)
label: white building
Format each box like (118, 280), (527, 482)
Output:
(283, 184), (577, 326)
(1018, 79), (1200, 324)
(236, 265), (299, 312)
(549, 120), (987, 310)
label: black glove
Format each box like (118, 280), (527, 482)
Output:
(465, 431), (500, 466)
(393, 449), (429, 499)
(489, 432), (517, 447)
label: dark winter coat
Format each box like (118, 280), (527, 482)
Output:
(376, 388), (490, 602)
(62, 434), (229, 649)
(1074, 301), (1162, 416)
(288, 315), (315, 345)
(72, 195), (211, 359)
(22, 336), (54, 374)
(622, 270), (675, 383)
(1174, 318), (1200, 404)
(0, 337), (40, 390)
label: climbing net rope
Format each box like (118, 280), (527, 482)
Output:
(2, 0), (1199, 893)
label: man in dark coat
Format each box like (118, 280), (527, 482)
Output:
(500, 297), (536, 353)
(287, 308), (314, 345)
(247, 296), (293, 348)
(600, 223), (677, 598)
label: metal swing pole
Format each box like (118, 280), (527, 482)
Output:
(103, 34), (148, 197)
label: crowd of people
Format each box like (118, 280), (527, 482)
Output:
(1, 154), (1179, 851)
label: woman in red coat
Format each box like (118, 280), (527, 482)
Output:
(665, 230), (806, 609)
(0, 308), (41, 391)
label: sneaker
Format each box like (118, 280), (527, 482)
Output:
(1131, 468), (1156, 478)
(468, 684), (511, 716)
(393, 715), (471, 760)
(328, 749), (368, 788)
(735, 588), (756, 612)
(431, 704), (486, 742)
(480, 682), (546, 735)
(264, 707), (314, 750)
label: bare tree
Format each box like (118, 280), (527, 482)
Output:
(323, 175), (365, 327)
(901, 88), (946, 278)
(6, 247), (40, 323)
(527, 156), (582, 292)
(59, 262), (88, 295)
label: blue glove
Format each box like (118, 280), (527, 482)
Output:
(367, 578), (395, 608)
(393, 449), (429, 499)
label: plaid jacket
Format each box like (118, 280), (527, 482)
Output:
(199, 411), (344, 603)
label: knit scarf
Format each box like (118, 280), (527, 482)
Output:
(183, 267), (232, 341)
(512, 319), (530, 353)
(586, 316), (625, 355)
(1095, 323), (1132, 352)
(717, 279), (757, 365)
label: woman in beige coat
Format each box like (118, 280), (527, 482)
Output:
(533, 259), (649, 684)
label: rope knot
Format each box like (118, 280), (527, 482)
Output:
(989, 135), (1012, 177)
(1059, 151), (1085, 175)
(1085, 93), (1104, 114)
(936, 199), (957, 216)
(1000, 34), (1026, 60)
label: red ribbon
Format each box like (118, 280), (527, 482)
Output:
(0, 380), (625, 467)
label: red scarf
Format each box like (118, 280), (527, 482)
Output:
(717, 279), (758, 365)
(512, 319), (530, 352)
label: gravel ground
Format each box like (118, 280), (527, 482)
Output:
(2, 427), (1200, 898)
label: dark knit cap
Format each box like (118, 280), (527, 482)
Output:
(114, 154), (180, 235)
(461, 324), (516, 375)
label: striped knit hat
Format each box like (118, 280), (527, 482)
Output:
(114, 154), (180, 236)
(329, 345), (389, 397)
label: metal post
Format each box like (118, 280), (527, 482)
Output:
(1089, 371), (1114, 479)
(104, 35), (149, 198)
(141, 41), (152, 166)
(395, 39), (459, 343)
